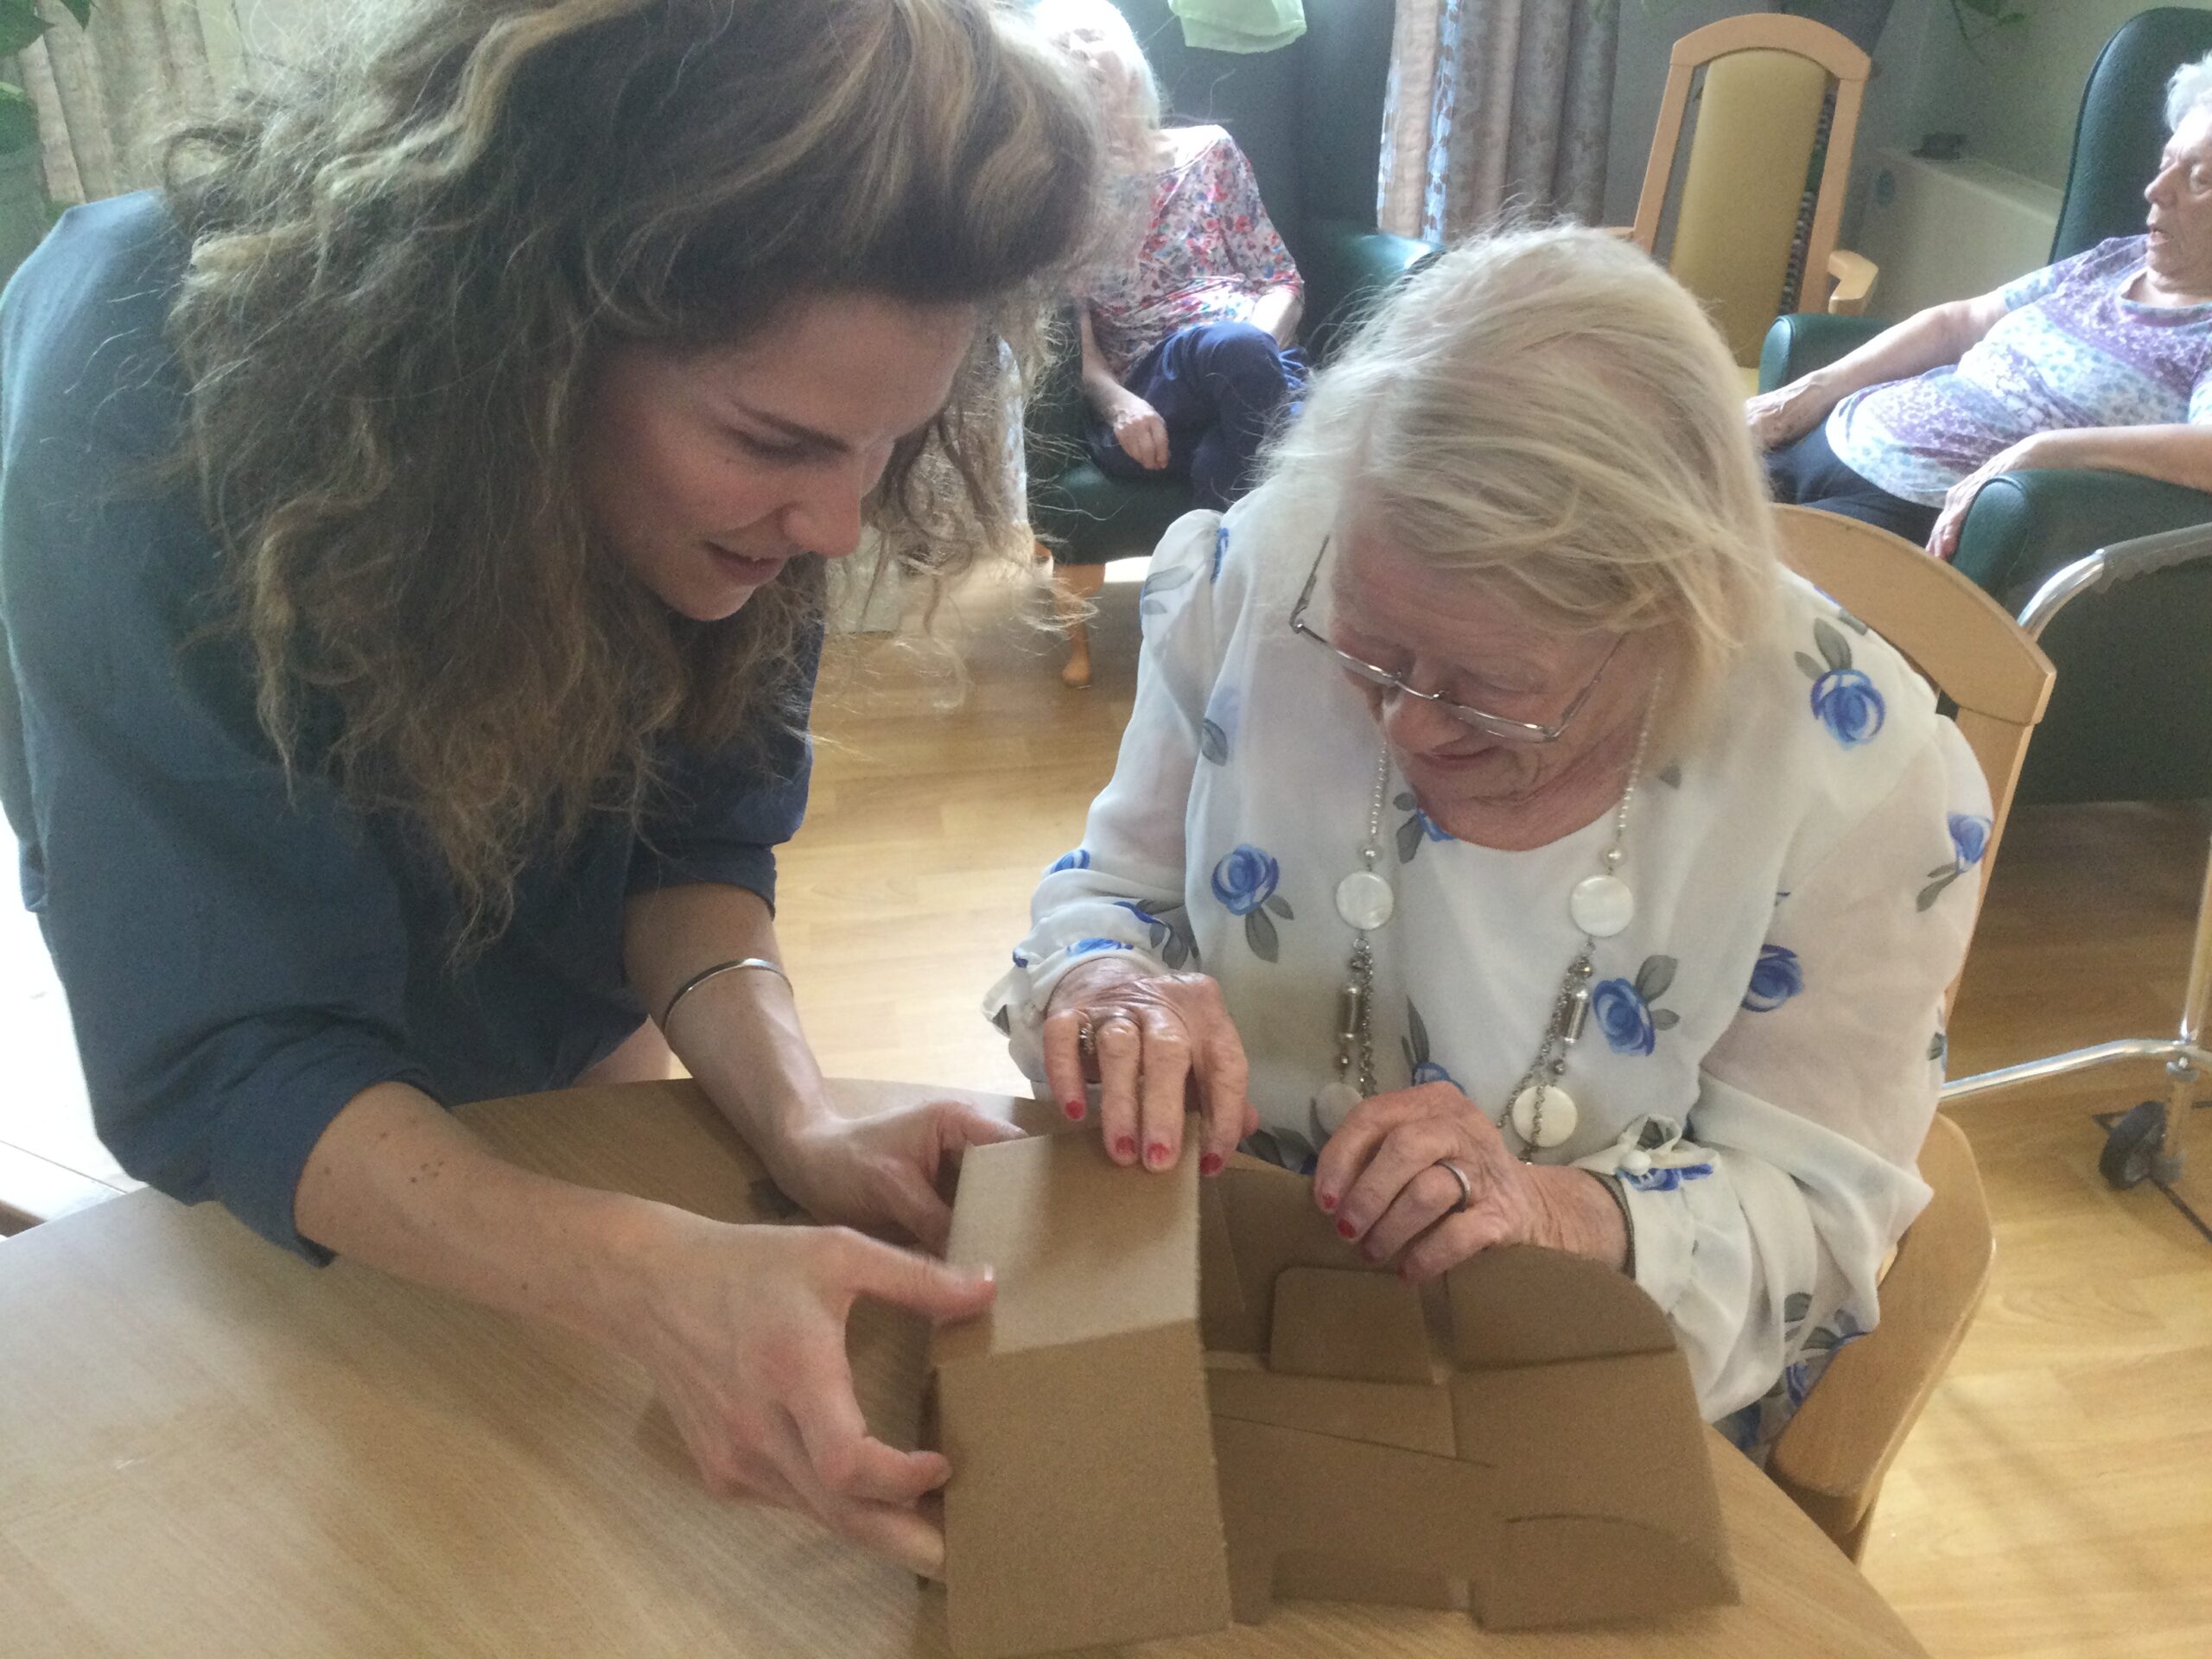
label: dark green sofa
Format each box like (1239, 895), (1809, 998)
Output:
(1759, 7), (2212, 804)
(1027, 0), (1437, 568)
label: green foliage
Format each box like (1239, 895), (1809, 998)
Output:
(0, 0), (93, 157)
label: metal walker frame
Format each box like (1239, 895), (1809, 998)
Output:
(1938, 523), (2212, 1191)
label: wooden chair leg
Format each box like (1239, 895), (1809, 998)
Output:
(1052, 558), (1108, 689)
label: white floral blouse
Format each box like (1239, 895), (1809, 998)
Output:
(987, 485), (1992, 1446)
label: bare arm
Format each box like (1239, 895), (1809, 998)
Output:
(1247, 283), (1302, 349)
(1927, 421), (2212, 560)
(1077, 305), (1169, 471)
(1748, 288), (2012, 449)
(1077, 307), (1128, 416)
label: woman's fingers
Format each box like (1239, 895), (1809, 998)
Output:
(1397, 1206), (1517, 1285)
(1091, 1013), (1145, 1165)
(1358, 1160), (1480, 1263)
(1135, 1004), (1192, 1168)
(837, 1227), (997, 1324)
(1196, 1014), (1252, 1177)
(1039, 1005), (1092, 1123)
(1334, 1118), (1460, 1244)
(1311, 1086), (1438, 1209)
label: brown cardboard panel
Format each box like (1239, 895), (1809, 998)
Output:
(1197, 1171), (1260, 1354)
(1204, 1363), (1458, 1456)
(1446, 1243), (1675, 1368)
(1211, 1415), (1498, 1624)
(1211, 1163), (1383, 1354)
(938, 1130), (1197, 1363)
(1268, 1266), (1436, 1384)
(1450, 1349), (1737, 1629)
(935, 1129), (1231, 1657)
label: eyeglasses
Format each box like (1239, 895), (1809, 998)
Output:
(1286, 538), (1624, 746)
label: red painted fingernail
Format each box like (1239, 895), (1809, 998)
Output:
(1063, 1097), (1086, 1121)
(1145, 1141), (1172, 1168)
(1336, 1218), (1357, 1239)
(1318, 1192), (1338, 1212)
(1115, 1135), (1138, 1160)
(1199, 1152), (1224, 1176)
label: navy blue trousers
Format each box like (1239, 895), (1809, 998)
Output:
(1087, 320), (1307, 511)
(1765, 422), (1941, 547)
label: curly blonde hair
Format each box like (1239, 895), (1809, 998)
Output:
(162, 0), (1102, 944)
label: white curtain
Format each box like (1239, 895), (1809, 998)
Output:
(12, 0), (251, 204)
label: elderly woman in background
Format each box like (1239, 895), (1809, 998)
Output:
(1752, 48), (2212, 560)
(990, 226), (1993, 1449)
(1037, 0), (1306, 509)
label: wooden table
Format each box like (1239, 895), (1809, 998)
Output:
(0, 1079), (1929, 1658)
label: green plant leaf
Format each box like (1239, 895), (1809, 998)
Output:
(55, 0), (93, 28)
(1263, 893), (1293, 921)
(1635, 955), (1677, 1003)
(1813, 618), (1852, 674)
(0, 86), (35, 152)
(0, 13), (49, 58)
(1245, 907), (1279, 963)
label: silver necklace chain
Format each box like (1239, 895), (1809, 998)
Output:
(1332, 707), (1656, 1158)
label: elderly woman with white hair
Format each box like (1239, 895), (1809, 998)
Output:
(1753, 48), (2212, 560)
(988, 226), (1993, 1449)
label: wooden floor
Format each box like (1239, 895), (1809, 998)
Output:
(4, 556), (2209, 1655)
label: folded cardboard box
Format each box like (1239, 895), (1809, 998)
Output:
(933, 1128), (1736, 1658)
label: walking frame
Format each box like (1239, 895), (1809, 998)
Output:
(1939, 522), (2212, 1192)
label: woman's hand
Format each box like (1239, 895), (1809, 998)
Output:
(1925, 431), (2059, 561)
(624, 1211), (995, 1576)
(1313, 1082), (1627, 1281)
(1040, 957), (1258, 1175)
(765, 1096), (1024, 1253)
(1107, 390), (1171, 471)
(1745, 374), (1837, 451)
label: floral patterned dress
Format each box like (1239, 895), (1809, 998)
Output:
(1085, 125), (1303, 380)
(987, 484), (1993, 1452)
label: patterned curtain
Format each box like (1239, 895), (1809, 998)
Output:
(12, 0), (250, 204)
(1379, 0), (1620, 243)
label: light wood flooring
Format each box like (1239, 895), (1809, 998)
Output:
(3, 556), (2209, 1656)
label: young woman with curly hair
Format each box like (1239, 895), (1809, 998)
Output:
(0, 0), (1101, 1571)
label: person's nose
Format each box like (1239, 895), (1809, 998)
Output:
(779, 445), (893, 562)
(1376, 678), (1466, 753)
(2146, 162), (2177, 208)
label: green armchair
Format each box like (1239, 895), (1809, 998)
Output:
(1028, 0), (1435, 681)
(1759, 7), (2212, 803)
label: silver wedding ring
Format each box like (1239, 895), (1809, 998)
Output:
(1077, 1014), (1097, 1061)
(1435, 1159), (1473, 1215)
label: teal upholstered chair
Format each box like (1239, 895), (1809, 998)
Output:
(1029, 0), (1435, 683)
(1759, 7), (2212, 803)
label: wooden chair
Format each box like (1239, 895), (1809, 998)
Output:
(1624, 16), (1878, 378)
(1764, 505), (2054, 1560)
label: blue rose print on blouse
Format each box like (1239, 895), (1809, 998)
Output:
(1917, 811), (1993, 911)
(1212, 523), (1230, 580)
(1046, 849), (1090, 874)
(1211, 844), (1294, 962)
(1112, 899), (1200, 969)
(1592, 956), (1681, 1056)
(1138, 558), (1198, 620)
(1200, 686), (1237, 766)
(1249, 1123), (1320, 1178)
(1795, 617), (1885, 747)
(1067, 938), (1131, 957)
(1392, 790), (1455, 863)
(1621, 1161), (1713, 1192)
(1741, 944), (1803, 1013)
(1402, 1000), (1457, 1087)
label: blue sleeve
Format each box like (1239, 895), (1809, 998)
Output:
(1, 197), (432, 1261)
(626, 620), (819, 909)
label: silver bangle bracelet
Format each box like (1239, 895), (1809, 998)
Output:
(659, 957), (791, 1032)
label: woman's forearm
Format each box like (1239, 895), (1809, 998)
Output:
(295, 1080), (664, 1348)
(1249, 284), (1301, 347)
(624, 881), (827, 1161)
(1799, 298), (1990, 404)
(1076, 307), (1128, 413)
(2025, 423), (2212, 493)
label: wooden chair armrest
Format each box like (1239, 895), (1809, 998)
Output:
(1826, 248), (1878, 316)
(1765, 1114), (1993, 1543)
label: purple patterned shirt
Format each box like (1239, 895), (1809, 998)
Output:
(1085, 126), (1301, 379)
(1827, 236), (2212, 505)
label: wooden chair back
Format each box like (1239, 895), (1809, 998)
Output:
(1774, 505), (2055, 1014)
(1766, 507), (2033, 1559)
(1629, 16), (1873, 365)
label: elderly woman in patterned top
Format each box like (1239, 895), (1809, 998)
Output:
(1037, 0), (1306, 509)
(1753, 48), (2212, 560)
(988, 226), (1993, 1451)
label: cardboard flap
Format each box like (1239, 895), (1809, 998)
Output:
(936, 1129), (1198, 1367)
(1212, 1164), (1380, 1353)
(1268, 1267), (1435, 1384)
(1198, 1171), (1260, 1353)
(1205, 1361), (1459, 1456)
(1446, 1243), (1675, 1368)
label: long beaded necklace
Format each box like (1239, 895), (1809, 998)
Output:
(1318, 709), (1657, 1158)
